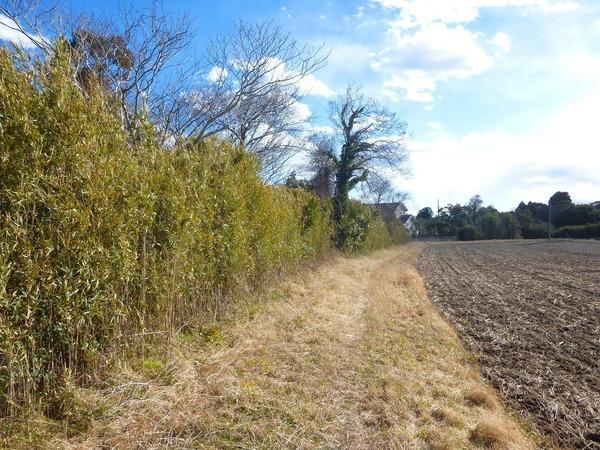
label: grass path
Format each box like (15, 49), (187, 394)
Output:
(51, 244), (538, 449)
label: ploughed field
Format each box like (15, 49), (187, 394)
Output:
(419, 240), (600, 449)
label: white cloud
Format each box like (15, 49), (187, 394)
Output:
(493, 32), (511, 54)
(297, 73), (336, 97)
(383, 72), (436, 102)
(400, 90), (600, 212)
(261, 57), (335, 98)
(365, 0), (580, 103)
(539, 1), (578, 13)
(206, 66), (228, 82)
(377, 0), (480, 27)
(372, 23), (494, 102)
(310, 125), (335, 135)
(219, 57), (335, 97)
(371, 1), (579, 28)
(559, 54), (600, 81)
(0, 14), (44, 49)
(291, 101), (312, 122)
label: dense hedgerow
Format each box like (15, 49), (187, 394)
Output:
(339, 201), (407, 253)
(457, 224), (481, 241)
(386, 218), (411, 246)
(553, 223), (600, 239)
(521, 223), (548, 239)
(0, 46), (336, 416)
(0, 43), (405, 418)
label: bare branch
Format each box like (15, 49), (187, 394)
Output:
(175, 20), (328, 178)
(0, 0), (55, 54)
(306, 133), (337, 198)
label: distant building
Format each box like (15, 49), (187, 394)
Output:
(370, 202), (418, 236)
(370, 202), (407, 222)
(399, 214), (417, 235)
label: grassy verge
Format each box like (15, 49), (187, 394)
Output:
(1, 244), (540, 449)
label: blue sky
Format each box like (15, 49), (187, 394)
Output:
(2, 0), (600, 212)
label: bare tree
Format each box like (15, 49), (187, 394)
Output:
(361, 172), (393, 204)
(171, 21), (327, 180)
(390, 190), (410, 205)
(328, 86), (409, 238)
(307, 133), (336, 198)
(360, 172), (410, 206)
(69, 28), (134, 92)
(68, 3), (193, 138)
(216, 84), (309, 181)
(67, 18), (329, 178)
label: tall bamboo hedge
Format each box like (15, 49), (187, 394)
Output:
(0, 45), (400, 417)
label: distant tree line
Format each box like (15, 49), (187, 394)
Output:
(415, 192), (600, 241)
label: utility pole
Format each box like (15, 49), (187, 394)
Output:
(437, 199), (440, 217)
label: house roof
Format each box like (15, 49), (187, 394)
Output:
(370, 202), (407, 222)
(399, 214), (413, 223)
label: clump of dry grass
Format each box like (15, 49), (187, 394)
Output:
(431, 407), (463, 427)
(422, 427), (458, 450)
(470, 420), (513, 448)
(465, 388), (498, 410)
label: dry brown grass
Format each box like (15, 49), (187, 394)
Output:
(470, 420), (520, 449)
(431, 407), (464, 427)
(465, 389), (498, 410)
(29, 244), (539, 449)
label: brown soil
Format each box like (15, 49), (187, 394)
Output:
(419, 240), (600, 449)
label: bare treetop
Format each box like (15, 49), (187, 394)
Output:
(174, 20), (327, 140)
(177, 20), (327, 180)
(71, 2), (193, 134)
(329, 86), (408, 171)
